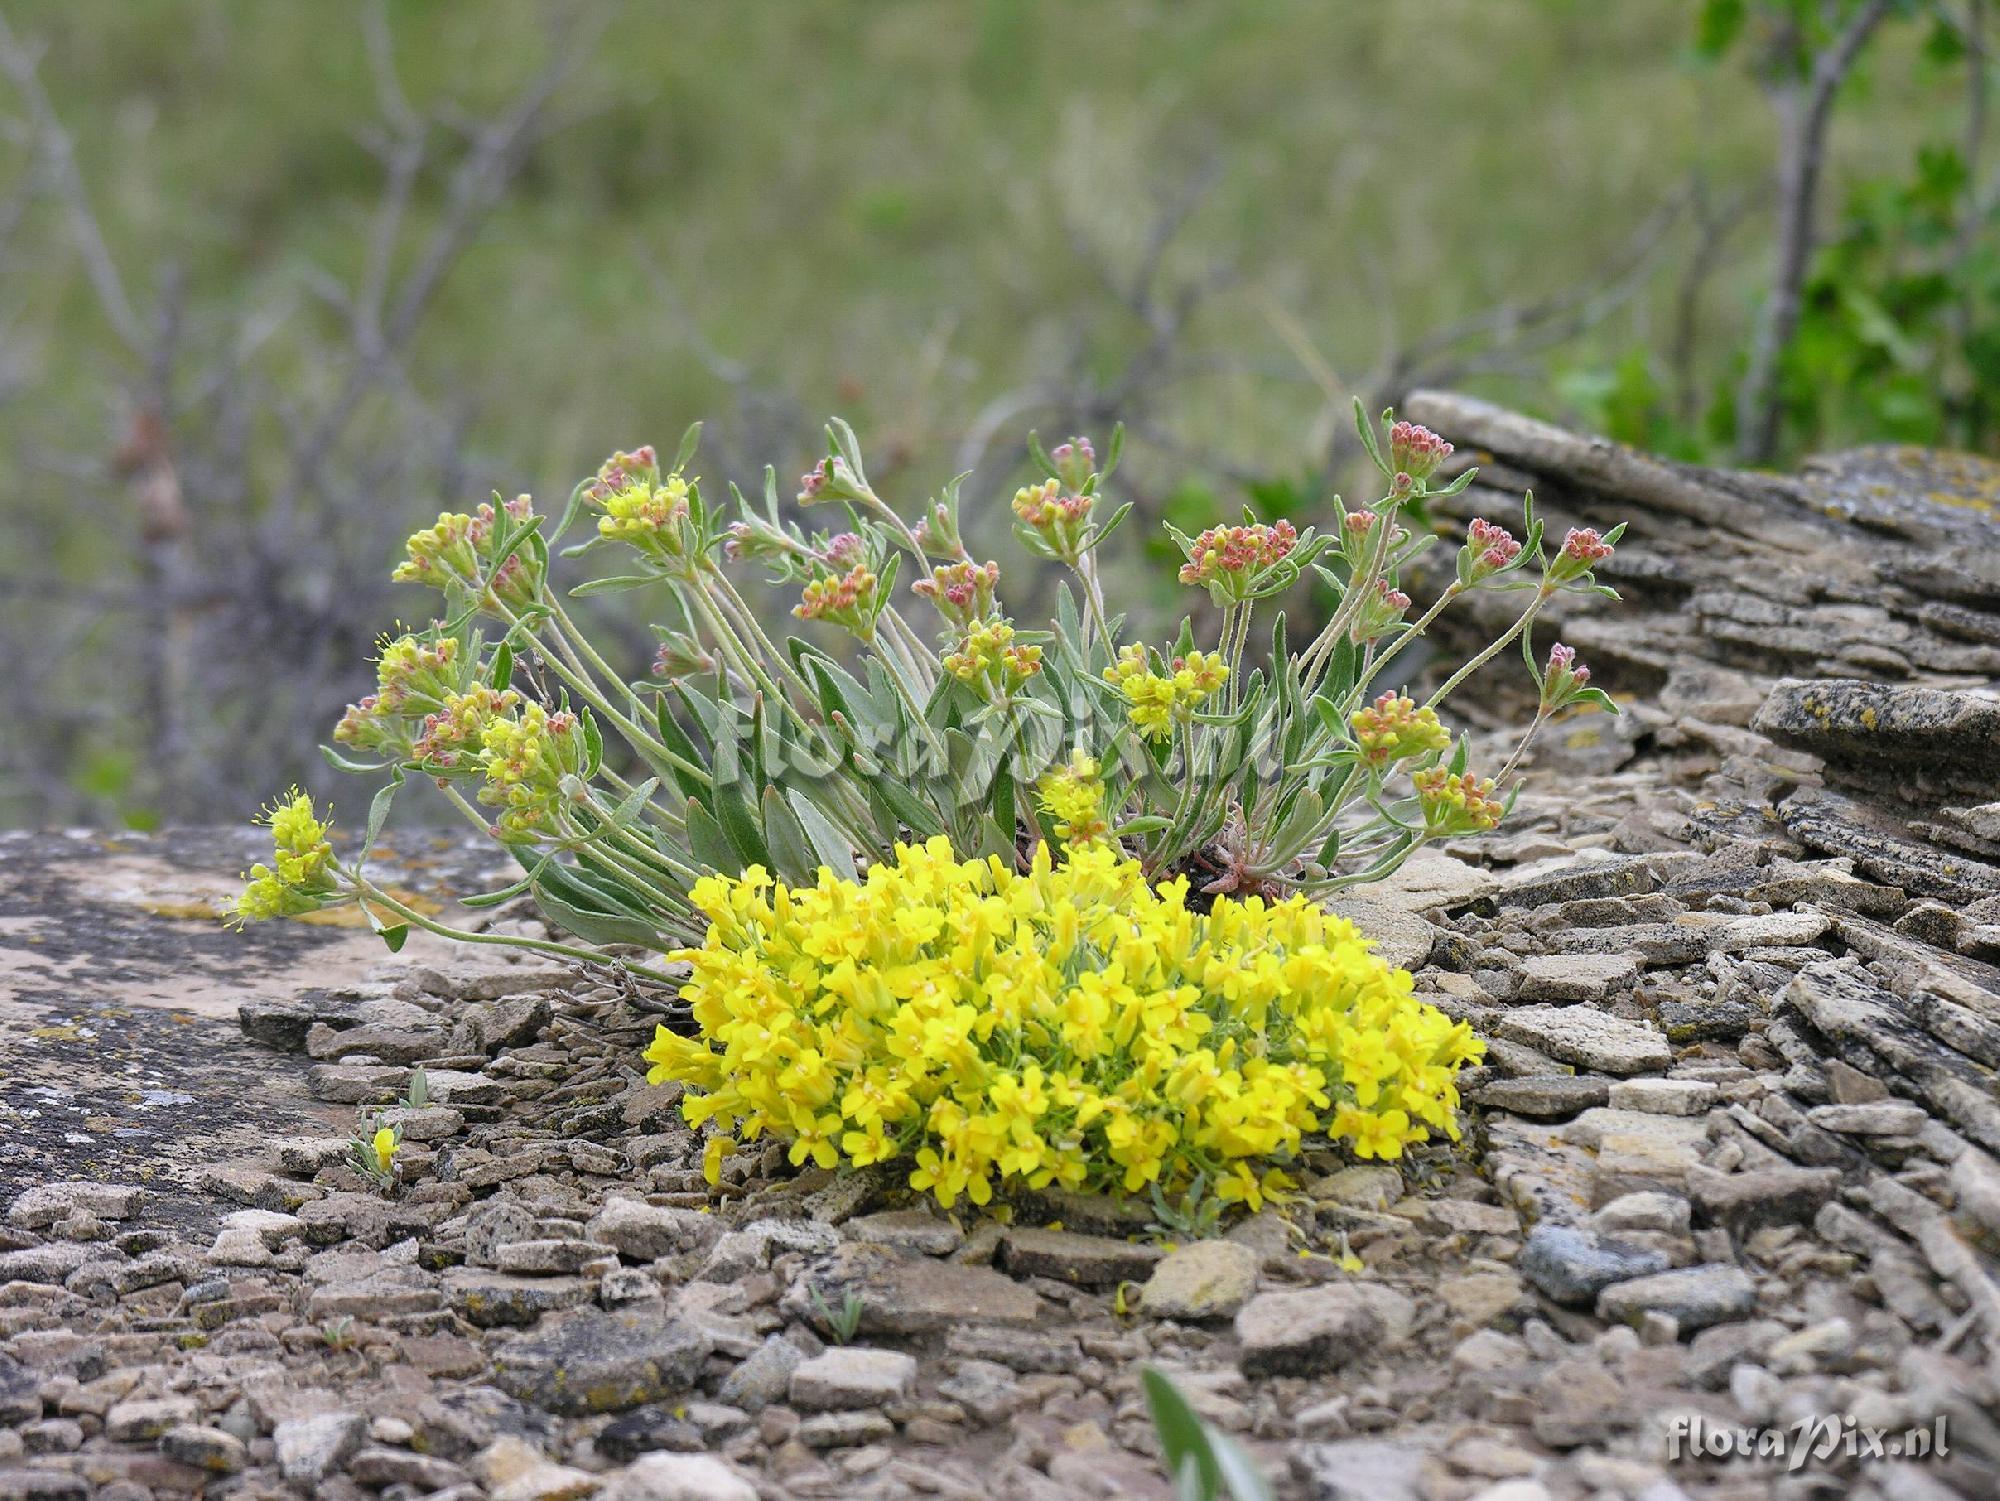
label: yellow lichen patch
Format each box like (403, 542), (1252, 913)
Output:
(140, 898), (236, 921)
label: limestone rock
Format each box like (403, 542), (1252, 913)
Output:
(1494, 1006), (1673, 1076)
(996, 1227), (1161, 1287)
(600, 1454), (758, 1501)
(787, 1347), (917, 1410)
(491, 1310), (713, 1415)
(1138, 1240), (1260, 1320)
(1596, 1264), (1758, 1332)
(1236, 1285), (1413, 1377)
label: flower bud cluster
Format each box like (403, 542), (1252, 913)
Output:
(1103, 645), (1227, 741)
(1539, 642), (1595, 713)
(1011, 478), (1096, 564)
(1546, 526), (1615, 585)
(793, 561), (883, 638)
(942, 619), (1042, 695)
(334, 634), (465, 755)
(797, 455), (869, 506)
(478, 701), (587, 841)
(1346, 576), (1413, 645)
(413, 685), (522, 771)
(1049, 435), (1097, 492)
(1177, 520), (1298, 599)
(1463, 517), (1522, 581)
(393, 495), (541, 612)
(1388, 420), (1453, 484)
(912, 558), (1001, 629)
(591, 446), (701, 571)
(651, 631), (718, 681)
(1349, 691), (1451, 770)
(1412, 767), (1504, 835)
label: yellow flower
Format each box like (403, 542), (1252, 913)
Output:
(1035, 750), (1108, 845)
(371, 1127), (399, 1176)
(1103, 644), (1225, 741)
(232, 789), (340, 926)
(702, 1134), (734, 1185)
(647, 838), (1480, 1212)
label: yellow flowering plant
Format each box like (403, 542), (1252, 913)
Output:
(227, 402), (1628, 1213)
(643, 838), (1484, 1211)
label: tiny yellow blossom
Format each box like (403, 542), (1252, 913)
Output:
(371, 1127), (399, 1176)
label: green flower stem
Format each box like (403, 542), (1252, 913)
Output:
(575, 797), (706, 887)
(870, 628), (948, 762)
(1073, 552), (1114, 661)
(344, 872), (684, 986)
(593, 765), (688, 835)
(556, 813), (696, 912)
(494, 603), (709, 787)
(1150, 719), (1227, 875)
(1497, 707), (1550, 783)
(707, 570), (819, 704)
(548, 596), (649, 719)
(1218, 601), (1256, 716)
(1312, 834), (1428, 894)
(686, 590), (823, 745)
(856, 485), (932, 566)
(878, 607), (938, 696)
(1424, 589), (1548, 711)
(1300, 506), (1397, 685)
(1350, 582), (1462, 702)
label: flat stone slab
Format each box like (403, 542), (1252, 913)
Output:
(1493, 1006), (1673, 1076)
(491, 1310), (713, 1414)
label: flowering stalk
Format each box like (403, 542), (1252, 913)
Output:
(245, 406), (1622, 975)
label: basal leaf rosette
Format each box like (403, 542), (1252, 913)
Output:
(644, 838), (1483, 1213)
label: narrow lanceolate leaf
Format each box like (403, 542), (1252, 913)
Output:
(685, 797), (741, 877)
(531, 865), (665, 948)
(711, 778), (770, 870)
(362, 768), (405, 862)
(760, 785), (816, 884)
(609, 777), (661, 828)
(321, 744), (388, 775)
(787, 789), (858, 880)
(671, 419), (704, 475)
(570, 573), (666, 597)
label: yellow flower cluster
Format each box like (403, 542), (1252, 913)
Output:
(1103, 646), (1227, 740)
(644, 839), (1482, 1213)
(233, 789), (339, 924)
(1034, 750), (1108, 845)
(1350, 691), (1451, 770)
(479, 703), (587, 839)
(596, 472), (693, 556)
(942, 620), (1042, 695)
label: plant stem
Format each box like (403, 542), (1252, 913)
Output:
(1424, 592), (1547, 711)
(346, 872), (684, 985)
(1351, 581), (1462, 701)
(496, 603), (708, 786)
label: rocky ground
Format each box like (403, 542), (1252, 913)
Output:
(3, 396), (1999, 1500)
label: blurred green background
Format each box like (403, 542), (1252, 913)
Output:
(1, 0), (1992, 826)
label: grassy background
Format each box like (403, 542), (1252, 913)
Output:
(0, 0), (1972, 824)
